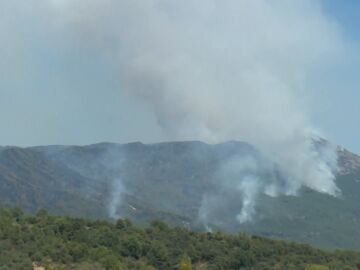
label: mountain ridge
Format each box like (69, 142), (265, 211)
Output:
(1, 140), (360, 249)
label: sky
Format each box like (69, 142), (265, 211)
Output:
(1, 0), (360, 154)
(313, 0), (360, 152)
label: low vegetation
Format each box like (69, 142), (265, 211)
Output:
(1, 208), (360, 270)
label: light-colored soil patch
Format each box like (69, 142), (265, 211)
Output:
(33, 262), (45, 270)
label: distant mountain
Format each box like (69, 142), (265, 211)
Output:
(0, 146), (107, 219)
(1, 141), (360, 250)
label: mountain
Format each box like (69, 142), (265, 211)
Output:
(0, 146), (107, 219)
(1, 141), (360, 250)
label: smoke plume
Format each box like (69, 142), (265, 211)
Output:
(47, 0), (343, 223)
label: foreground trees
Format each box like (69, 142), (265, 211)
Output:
(0, 208), (360, 269)
(305, 265), (330, 270)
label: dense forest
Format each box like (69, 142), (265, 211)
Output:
(1, 208), (360, 270)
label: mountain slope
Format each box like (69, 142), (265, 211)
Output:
(0, 147), (108, 219)
(1, 141), (360, 249)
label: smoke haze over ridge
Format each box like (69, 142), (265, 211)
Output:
(2, 0), (349, 222)
(46, 0), (343, 223)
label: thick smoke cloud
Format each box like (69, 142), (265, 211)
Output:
(47, 0), (343, 222)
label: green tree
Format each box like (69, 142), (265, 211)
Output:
(305, 265), (330, 270)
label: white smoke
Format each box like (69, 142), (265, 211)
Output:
(215, 155), (262, 224)
(108, 178), (126, 219)
(46, 0), (344, 223)
(237, 178), (260, 224)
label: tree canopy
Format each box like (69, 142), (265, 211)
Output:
(0, 208), (360, 270)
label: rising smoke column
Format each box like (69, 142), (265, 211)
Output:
(47, 0), (343, 222)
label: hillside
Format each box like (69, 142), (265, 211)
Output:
(1, 208), (360, 270)
(0, 146), (108, 219)
(1, 141), (360, 250)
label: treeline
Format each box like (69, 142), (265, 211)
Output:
(0, 208), (360, 270)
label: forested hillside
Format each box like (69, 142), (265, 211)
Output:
(1, 208), (360, 270)
(2, 142), (360, 250)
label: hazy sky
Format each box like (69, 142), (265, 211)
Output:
(1, 0), (360, 153)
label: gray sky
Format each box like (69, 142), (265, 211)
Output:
(1, 0), (360, 154)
